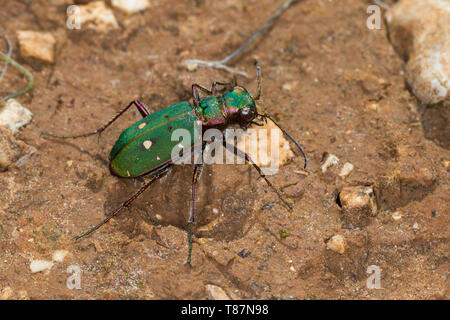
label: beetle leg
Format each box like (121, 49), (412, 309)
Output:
(186, 163), (204, 265)
(41, 100), (151, 139)
(211, 79), (237, 95)
(222, 140), (293, 211)
(73, 164), (170, 240)
(192, 84), (211, 107)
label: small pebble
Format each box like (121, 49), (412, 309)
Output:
(321, 153), (339, 173)
(30, 260), (54, 273)
(326, 235), (346, 254)
(0, 99), (33, 133)
(281, 81), (298, 92)
(366, 102), (379, 111)
(392, 211), (403, 221)
(443, 160), (450, 171)
(339, 162), (354, 177)
(78, 1), (119, 32)
(185, 63), (198, 72)
(52, 250), (69, 263)
(0, 287), (13, 300)
(111, 0), (150, 14)
(205, 284), (230, 300)
(17, 31), (56, 63)
(339, 186), (377, 215)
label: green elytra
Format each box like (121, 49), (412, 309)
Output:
(41, 63), (307, 265)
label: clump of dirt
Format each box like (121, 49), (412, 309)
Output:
(0, 0), (448, 299)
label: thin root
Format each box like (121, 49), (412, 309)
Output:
(0, 51), (34, 105)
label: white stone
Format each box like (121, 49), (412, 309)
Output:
(52, 250), (69, 263)
(392, 211), (403, 221)
(236, 121), (294, 172)
(0, 287), (13, 300)
(321, 153), (339, 173)
(0, 99), (33, 133)
(111, 0), (150, 14)
(30, 260), (54, 273)
(386, 0), (450, 104)
(339, 162), (354, 177)
(77, 1), (119, 32)
(326, 235), (346, 254)
(17, 31), (56, 63)
(205, 284), (230, 300)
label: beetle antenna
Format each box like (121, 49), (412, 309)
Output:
(258, 112), (307, 169)
(254, 61), (261, 101)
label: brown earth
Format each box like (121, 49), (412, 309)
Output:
(0, 0), (448, 299)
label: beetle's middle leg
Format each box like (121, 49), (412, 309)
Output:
(41, 100), (150, 139)
(186, 163), (204, 265)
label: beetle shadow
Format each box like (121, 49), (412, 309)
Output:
(103, 162), (261, 242)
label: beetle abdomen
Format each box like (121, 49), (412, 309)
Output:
(110, 101), (199, 178)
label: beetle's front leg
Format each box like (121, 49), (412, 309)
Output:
(41, 100), (151, 139)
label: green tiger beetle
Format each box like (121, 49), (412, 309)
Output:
(42, 62), (307, 265)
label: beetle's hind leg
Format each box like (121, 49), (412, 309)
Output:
(41, 100), (150, 139)
(74, 163), (171, 240)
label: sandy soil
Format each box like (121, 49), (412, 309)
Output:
(0, 0), (448, 299)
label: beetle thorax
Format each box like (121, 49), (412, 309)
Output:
(196, 87), (258, 127)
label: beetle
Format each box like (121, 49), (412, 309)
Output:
(42, 62), (306, 265)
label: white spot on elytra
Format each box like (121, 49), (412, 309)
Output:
(138, 123), (146, 129)
(143, 140), (152, 149)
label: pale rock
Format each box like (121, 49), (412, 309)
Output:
(281, 81), (298, 92)
(443, 160), (450, 171)
(235, 120), (294, 175)
(30, 260), (54, 273)
(326, 234), (346, 254)
(205, 284), (230, 300)
(185, 63), (198, 72)
(321, 153), (339, 173)
(111, 0), (150, 14)
(77, 1), (119, 32)
(339, 186), (377, 228)
(0, 287), (13, 300)
(339, 162), (354, 177)
(0, 99), (33, 133)
(391, 211), (403, 221)
(52, 250), (69, 262)
(386, 0), (450, 105)
(17, 31), (56, 63)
